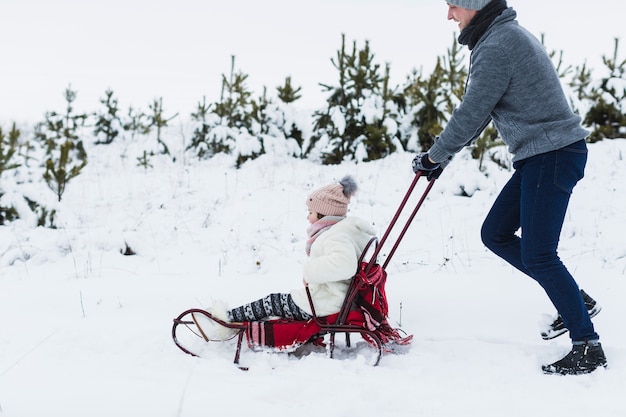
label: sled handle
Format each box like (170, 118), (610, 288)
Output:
(382, 175), (436, 269)
(366, 171), (436, 270)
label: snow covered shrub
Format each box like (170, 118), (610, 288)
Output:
(186, 97), (214, 159)
(93, 89), (123, 145)
(34, 85), (88, 202)
(400, 36), (467, 153)
(570, 38), (626, 142)
(310, 34), (404, 164)
(0, 123), (20, 176)
(470, 125), (509, 172)
(186, 56), (260, 166)
(0, 123), (57, 227)
(250, 79), (313, 160)
(123, 105), (151, 141)
(0, 123), (21, 224)
(274, 76), (311, 158)
(145, 97), (178, 156)
(185, 58), (311, 166)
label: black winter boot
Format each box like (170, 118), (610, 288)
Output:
(542, 342), (607, 375)
(540, 289), (601, 340)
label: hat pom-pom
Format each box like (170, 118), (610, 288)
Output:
(339, 175), (358, 198)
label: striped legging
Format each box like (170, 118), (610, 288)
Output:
(228, 293), (313, 322)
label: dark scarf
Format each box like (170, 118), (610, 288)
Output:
(458, 0), (508, 50)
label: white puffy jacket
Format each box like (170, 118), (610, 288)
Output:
(290, 217), (376, 317)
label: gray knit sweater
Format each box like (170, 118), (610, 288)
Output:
(428, 8), (589, 163)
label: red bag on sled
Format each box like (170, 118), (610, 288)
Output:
(351, 261), (412, 347)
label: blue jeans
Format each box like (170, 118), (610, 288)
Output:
(481, 139), (599, 342)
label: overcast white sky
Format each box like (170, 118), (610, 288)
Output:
(1, 0), (622, 123)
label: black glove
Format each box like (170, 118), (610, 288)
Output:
(412, 153), (438, 172)
(412, 153), (451, 180)
(428, 156), (453, 180)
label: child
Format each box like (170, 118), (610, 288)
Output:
(209, 175), (375, 336)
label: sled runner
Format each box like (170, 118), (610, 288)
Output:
(172, 171), (437, 367)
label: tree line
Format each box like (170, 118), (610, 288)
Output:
(1, 34), (624, 227)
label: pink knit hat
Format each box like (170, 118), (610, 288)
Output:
(306, 175), (358, 217)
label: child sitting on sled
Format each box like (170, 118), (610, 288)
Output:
(208, 175), (375, 337)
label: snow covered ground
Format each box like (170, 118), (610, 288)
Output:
(2, 0), (625, 414)
(1, 135), (625, 416)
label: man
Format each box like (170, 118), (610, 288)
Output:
(412, 0), (607, 375)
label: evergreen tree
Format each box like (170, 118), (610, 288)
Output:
(186, 58), (256, 162)
(146, 97), (178, 156)
(582, 38), (626, 141)
(0, 123), (20, 176)
(277, 76), (302, 104)
(123, 106), (150, 140)
(253, 86), (289, 155)
(43, 140), (86, 202)
(34, 85), (88, 202)
(276, 76), (307, 157)
(251, 86), (272, 148)
(186, 96), (214, 159)
(93, 88), (122, 144)
(470, 124), (509, 171)
(442, 35), (468, 110)
(0, 123), (22, 225)
(402, 36), (468, 152)
(403, 59), (448, 151)
(249, 80), (309, 160)
(310, 34), (403, 164)
(210, 55), (260, 166)
(214, 55), (254, 130)
(0, 203), (18, 225)
(360, 63), (406, 160)
(541, 34), (573, 79)
(568, 61), (593, 116)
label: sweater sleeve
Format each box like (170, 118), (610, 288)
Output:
(428, 44), (511, 163)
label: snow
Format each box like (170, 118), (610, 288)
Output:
(1, 135), (625, 416)
(2, 1), (626, 415)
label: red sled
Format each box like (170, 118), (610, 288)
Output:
(172, 171), (436, 367)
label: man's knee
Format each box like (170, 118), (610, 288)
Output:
(480, 220), (500, 252)
(520, 248), (557, 276)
